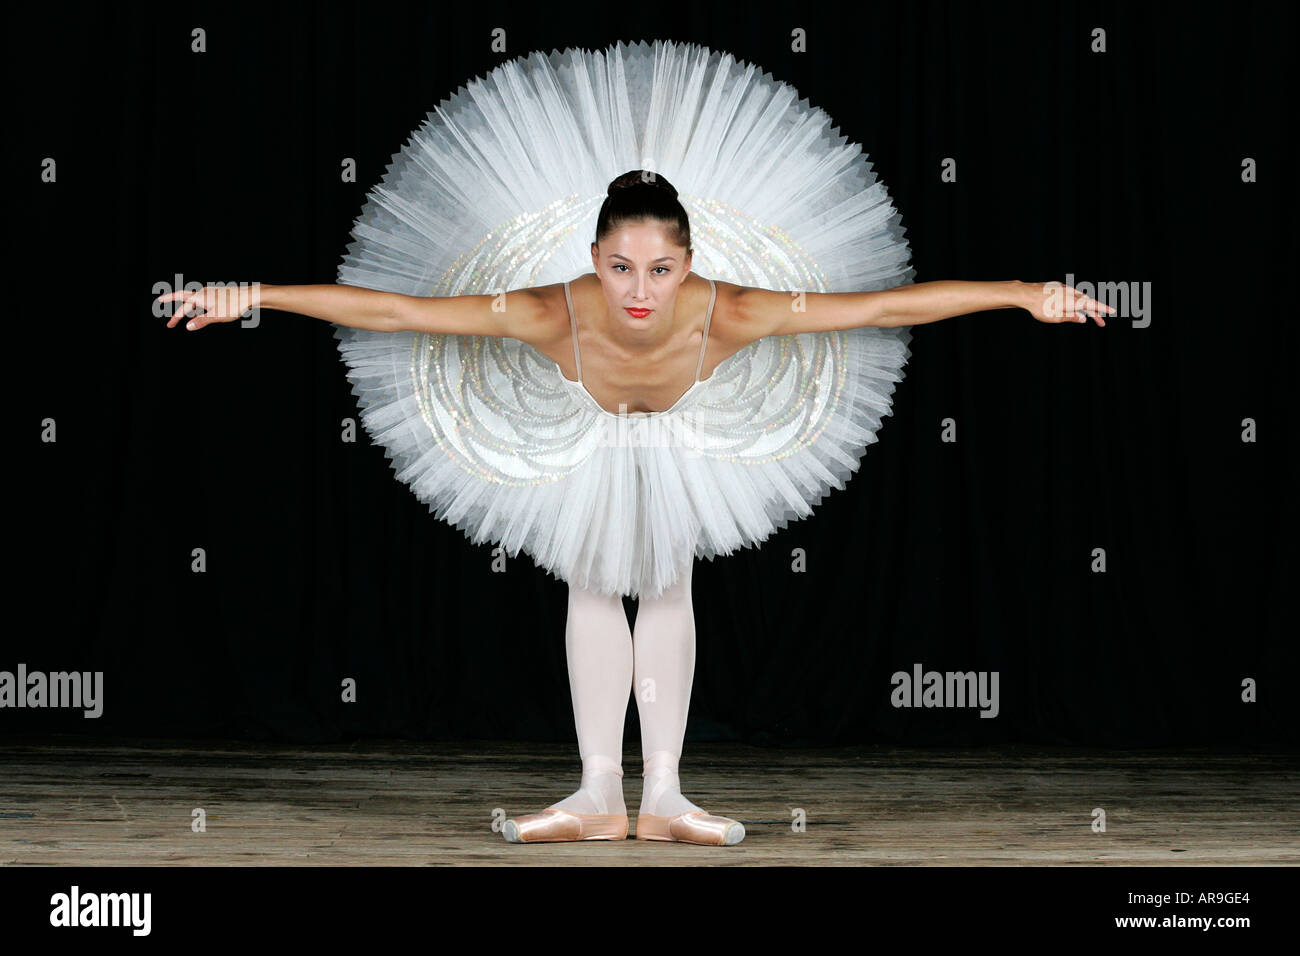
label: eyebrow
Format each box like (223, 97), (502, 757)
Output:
(608, 254), (677, 263)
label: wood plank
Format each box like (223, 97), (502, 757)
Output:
(1, 738), (1296, 865)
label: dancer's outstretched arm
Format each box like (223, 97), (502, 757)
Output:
(158, 282), (547, 336)
(734, 279), (1114, 340)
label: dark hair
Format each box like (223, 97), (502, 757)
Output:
(593, 170), (692, 253)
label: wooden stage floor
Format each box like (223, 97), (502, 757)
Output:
(2, 737), (1296, 866)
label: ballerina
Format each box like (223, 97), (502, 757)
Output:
(157, 170), (1109, 846)
(156, 41), (1111, 847)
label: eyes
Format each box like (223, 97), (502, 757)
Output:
(612, 264), (670, 275)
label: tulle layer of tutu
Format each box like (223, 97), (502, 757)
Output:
(333, 39), (916, 597)
(335, 320), (910, 598)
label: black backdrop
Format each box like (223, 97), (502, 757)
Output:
(11, 1), (1297, 750)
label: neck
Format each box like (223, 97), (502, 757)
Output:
(599, 302), (680, 354)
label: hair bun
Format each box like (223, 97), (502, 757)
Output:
(607, 169), (678, 199)
(596, 169), (690, 252)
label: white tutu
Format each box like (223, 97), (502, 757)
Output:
(334, 39), (915, 599)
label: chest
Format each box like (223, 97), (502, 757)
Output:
(572, 327), (709, 414)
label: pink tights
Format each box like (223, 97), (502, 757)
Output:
(548, 559), (703, 818)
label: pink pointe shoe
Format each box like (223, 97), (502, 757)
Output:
(502, 808), (628, 843)
(635, 810), (745, 845)
(503, 755), (628, 843)
(634, 751), (745, 845)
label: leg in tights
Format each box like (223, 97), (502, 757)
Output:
(547, 582), (631, 816)
(632, 558), (704, 817)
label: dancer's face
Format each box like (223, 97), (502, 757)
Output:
(591, 221), (692, 331)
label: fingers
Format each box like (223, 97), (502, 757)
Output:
(1064, 287), (1114, 326)
(1081, 295), (1112, 326)
(159, 289), (213, 329)
(161, 290), (195, 328)
(1030, 282), (1116, 326)
(184, 298), (214, 330)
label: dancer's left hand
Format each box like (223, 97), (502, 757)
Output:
(1020, 281), (1113, 327)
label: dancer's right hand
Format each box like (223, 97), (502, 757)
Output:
(158, 284), (260, 330)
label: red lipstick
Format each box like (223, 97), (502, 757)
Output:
(625, 307), (652, 318)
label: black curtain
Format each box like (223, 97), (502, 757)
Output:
(11, 0), (1296, 748)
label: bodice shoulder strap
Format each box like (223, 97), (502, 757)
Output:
(694, 277), (717, 382)
(562, 280), (582, 382)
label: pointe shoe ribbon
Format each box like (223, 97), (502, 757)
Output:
(503, 754), (628, 843)
(636, 750), (745, 845)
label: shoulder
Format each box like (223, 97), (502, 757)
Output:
(504, 281), (574, 350)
